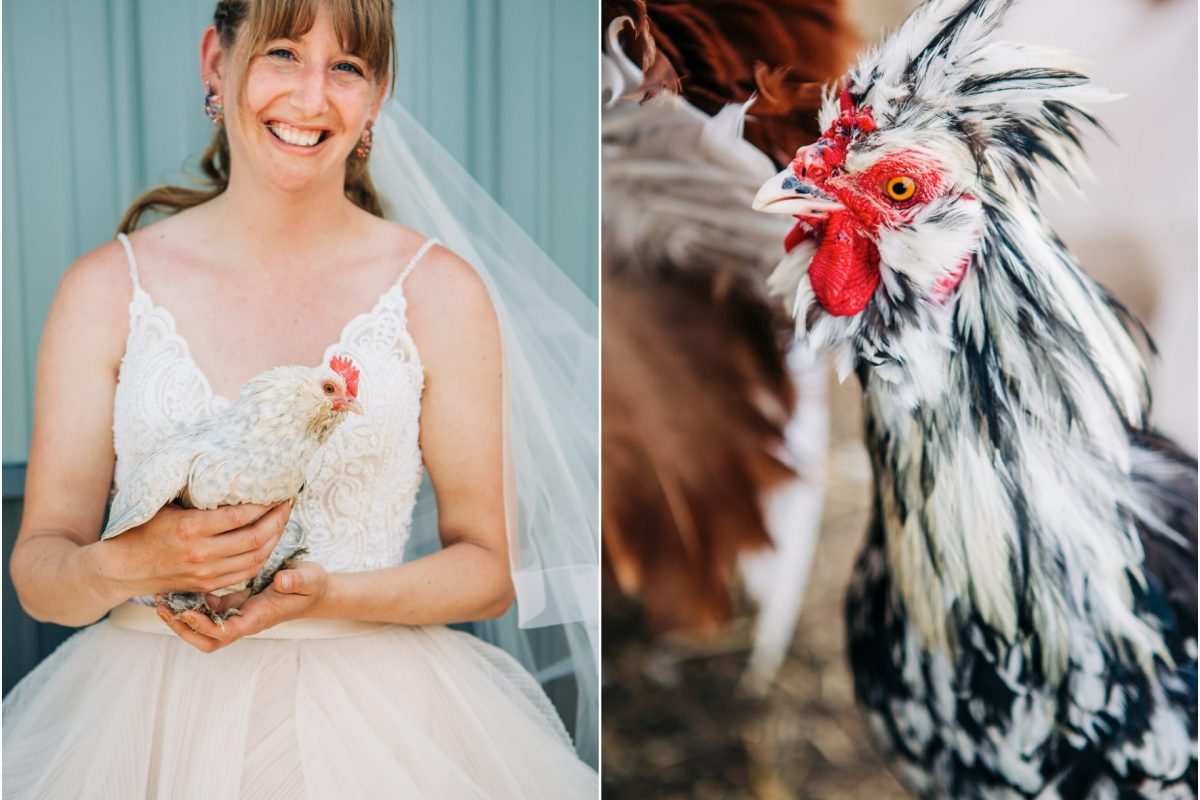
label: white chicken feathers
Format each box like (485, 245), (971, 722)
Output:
(102, 357), (362, 616)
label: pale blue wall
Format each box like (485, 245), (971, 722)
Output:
(2, 0), (598, 466)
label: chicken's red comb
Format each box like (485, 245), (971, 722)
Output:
(330, 355), (360, 397)
(802, 88), (876, 173)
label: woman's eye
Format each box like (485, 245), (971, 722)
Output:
(334, 62), (365, 76)
(267, 48), (295, 60)
(884, 176), (917, 202)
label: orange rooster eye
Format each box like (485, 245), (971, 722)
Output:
(884, 176), (917, 202)
(323, 383), (336, 395)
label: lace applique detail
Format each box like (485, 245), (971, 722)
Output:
(112, 290), (231, 491)
(111, 238), (433, 572)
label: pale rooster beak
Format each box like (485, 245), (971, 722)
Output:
(335, 397), (364, 415)
(752, 167), (845, 216)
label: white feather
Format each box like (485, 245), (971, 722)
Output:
(740, 344), (829, 686)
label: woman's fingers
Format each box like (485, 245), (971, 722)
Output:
(273, 562), (318, 594)
(203, 545), (277, 589)
(184, 502), (275, 539)
(156, 605), (223, 652)
(208, 500), (293, 560)
(272, 569), (303, 593)
(178, 609), (226, 639)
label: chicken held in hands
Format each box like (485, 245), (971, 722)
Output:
(101, 355), (363, 625)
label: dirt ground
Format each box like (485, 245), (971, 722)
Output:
(601, 376), (910, 799)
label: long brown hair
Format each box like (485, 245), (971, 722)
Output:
(118, 0), (396, 234)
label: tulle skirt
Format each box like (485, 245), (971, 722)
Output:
(3, 605), (597, 799)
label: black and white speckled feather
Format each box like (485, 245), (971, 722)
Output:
(760, 0), (1196, 796)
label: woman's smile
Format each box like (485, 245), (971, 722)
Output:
(265, 121), (332, 153)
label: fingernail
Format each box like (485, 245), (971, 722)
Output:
(157, 608), (171, 623)
(279, 575), (292, 591)
(182, 614), (197, 627)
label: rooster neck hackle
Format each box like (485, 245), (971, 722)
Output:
(861, 206), (1164, 681)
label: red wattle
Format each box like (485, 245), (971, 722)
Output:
(807, 211), (879, 317)
(784, 221), (812, 253)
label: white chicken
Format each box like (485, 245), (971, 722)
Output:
(101, 355), (362, 623)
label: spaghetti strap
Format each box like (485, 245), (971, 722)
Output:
(116, 233), (141, 293)
(397, 238), (439, 286)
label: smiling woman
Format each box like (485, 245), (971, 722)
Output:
(119, 0), (394, 231)
(2, 0), (598, 796)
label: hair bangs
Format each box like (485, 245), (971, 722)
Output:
(241, 0), (319, 54)
(329, 0), (396, 90)
(235, 0), (393, 90)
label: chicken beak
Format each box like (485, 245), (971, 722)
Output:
(752, 167), (845, 216)
(335, 397), (364, 415)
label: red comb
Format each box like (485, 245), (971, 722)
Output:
(329, 355), (360, 397)
(797, 88), (877, 175)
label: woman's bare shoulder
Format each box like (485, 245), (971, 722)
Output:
(405, 242), (495, 323)
(361, 214), (492, 312)
(40, 237), (138, 381)
(60, 237), (136, 301)
(118, 209), (206, 269)
(54, 238), (139, 336)
(399, 238), (499, 372)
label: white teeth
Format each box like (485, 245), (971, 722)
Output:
(270, 123), (322, 147)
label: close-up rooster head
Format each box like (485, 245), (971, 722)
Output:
(314, 357), (360, 419)
(756, 0), (1115, 399)
(323, 354), (363, 415)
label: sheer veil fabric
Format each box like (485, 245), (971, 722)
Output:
(373, 100), (600, 765)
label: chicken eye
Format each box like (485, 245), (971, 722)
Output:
(323, 383), (336, 395)
(884, 176), (917, 202)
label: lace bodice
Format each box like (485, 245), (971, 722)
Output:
(111, 234), (436, 573)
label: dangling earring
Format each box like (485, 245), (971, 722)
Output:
(204, 84), (224, 125)
(355, 124), (373, 159)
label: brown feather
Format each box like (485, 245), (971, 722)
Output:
(603, 271), (795, 633)
(601, 0), (854, 632)
(603, 0), (859, 165)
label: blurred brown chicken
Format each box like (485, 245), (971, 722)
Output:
(601, 0), (856, 633)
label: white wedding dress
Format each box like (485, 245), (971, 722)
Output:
(2, 235), (598, 799)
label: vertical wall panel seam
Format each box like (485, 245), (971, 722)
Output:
(130, 0), (147, 190)
(416, 3), (431, 126)
(590, 2), (600, 299)
(3, 8), (30, 456)
(64, 11), (82, 258)
(482, 1), (500, 194)
(107, 0), (135, 218)
(465, 2), (478, 180)
(106, 0), (120, 221)
(537, 3), (552, 250)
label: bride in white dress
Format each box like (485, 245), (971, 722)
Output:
(3, 1), (598, 797)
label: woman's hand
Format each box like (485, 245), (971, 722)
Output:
(156, 561), (329, 653)
(100, 500), (293, 600)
